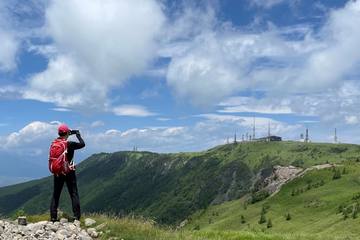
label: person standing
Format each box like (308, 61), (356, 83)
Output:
(49, 124), (85, 222)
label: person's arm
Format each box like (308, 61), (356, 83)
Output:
(70, 132), (85, 150)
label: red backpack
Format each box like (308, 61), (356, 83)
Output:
(49, 138), (71, 175)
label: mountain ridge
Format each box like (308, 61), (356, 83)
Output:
(0, 141), (359, 227)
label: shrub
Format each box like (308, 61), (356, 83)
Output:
(251, 190), (270, 204)
(291, 189), (296, 196)
(338, 205), (344, 213)
(241, 215), (246, 224)
(352, 210), (358, 219)
(14, 209), (26, 219)
(267, 218), (272, 228)
(243, 202), (247, 210)
(259, 213), (266, 224)
(343, 209), (349, 220)
(333, 169), (342, 180)
(352, 192), (360, 201)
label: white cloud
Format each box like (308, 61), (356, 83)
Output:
(157, 117), (171, 121)
(0, 2), (19, 72)
(197, 113), (301, 138)
(0, 85), (23, 99)
(345, 116), (359, 125)
(216, 80), (360, 125)
(25, 0), (165, 109)
(164, 0), (360, 110)
(50, 107), (71, 112)
(294, 1), (360, 90)
(112, 105), (156, 117)
(24, 54), (108, 109)
(249, 0), (286, 9)
(218, 96), (293, 114)
(87, 126), (191, 153)
(0, 29), (19, 72)
(167, 33), (244, 107)
(1, 121), (58, 149)
(91, 121), (105, 128)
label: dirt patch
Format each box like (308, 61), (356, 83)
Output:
(263, 163), (336, 197)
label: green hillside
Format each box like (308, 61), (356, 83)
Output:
(0, 141), (360, 228)
(185, 161), (360, 239)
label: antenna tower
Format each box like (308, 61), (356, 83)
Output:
(305, 128), (309, 143)
(334, 128), (338, 143)
(253, 117), (256, 140)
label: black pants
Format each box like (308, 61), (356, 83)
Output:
(50, 171), (81, 220)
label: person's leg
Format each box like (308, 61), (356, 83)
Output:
(50, 175), (65, 221)
(66, 171), (81, 220)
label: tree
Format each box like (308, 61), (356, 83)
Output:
(291, 189), (296, 196)
(286, 212), (291, 221)
(343, 208), (349, 220)
(338, 205), (344, 214)
(261, 205), (268, 215)
(352, 209), (358, 219)
(333, 169), (342, 180)
(259, 213), (266, 224)
(267, 218), (272, 228)
(352, 203), (359, 219)
(241, 215), (246, 224)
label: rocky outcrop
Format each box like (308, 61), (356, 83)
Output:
(262, 163), (337, 197)
(0, 218), (100, 240)
(263, 165), (303, 196)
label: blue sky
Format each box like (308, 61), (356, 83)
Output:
(1, 0), (360, 186)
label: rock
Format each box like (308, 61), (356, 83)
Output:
(67, 223), (78, 232)
(85, 218), (96, 227)
(0, 218), (95, 240)
(87, 227), (99, 238)
(47, 222), (59, 232)
(56, 232), (66, 240)
(95, 222), (107, 230)
(74, 219), (81, 228)
(17, 216), (27, 226)
(79, 233), (93, 240)
(60, 218), (68, 224)
(57, 228), (70, 237)
(79, 229), (93, 240)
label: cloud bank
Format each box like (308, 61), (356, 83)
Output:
(24, 0), (165, 110)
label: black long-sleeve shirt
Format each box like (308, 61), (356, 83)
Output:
(59, 134), (85, 162)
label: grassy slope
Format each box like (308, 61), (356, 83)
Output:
(27, 213), (345, 240)
(186, 161), (360, 239)
(1, 141), (360, 227)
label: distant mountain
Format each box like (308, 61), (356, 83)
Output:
(0, 141), (359, 225)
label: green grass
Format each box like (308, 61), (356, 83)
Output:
(25, 213), (351, 240)
(186, 161), (360, 239)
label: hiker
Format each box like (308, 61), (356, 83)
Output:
(49, 124), (85, 222)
